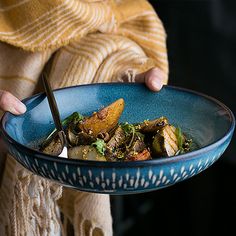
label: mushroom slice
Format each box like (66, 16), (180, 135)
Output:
(66, 124), (79, 146)
(137, 117), (169, 133)
(107, 127), (126, 150)
(40, 134), (62, 156)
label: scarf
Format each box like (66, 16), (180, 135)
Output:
(0, 0), (168, 235)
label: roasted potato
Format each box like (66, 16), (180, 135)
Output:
(68, 145), (106, 161)
(79, 98), (124, 137)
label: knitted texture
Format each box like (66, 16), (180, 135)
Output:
(0, 0), (168, 235)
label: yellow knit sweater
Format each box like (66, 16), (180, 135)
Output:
(0, 1), (168, 235)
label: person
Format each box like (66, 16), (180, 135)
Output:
(0, 0), (168, 235)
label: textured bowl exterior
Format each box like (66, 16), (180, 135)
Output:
(1, 84), (235, 194)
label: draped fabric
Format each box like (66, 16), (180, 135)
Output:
(0, 0), (168, 235)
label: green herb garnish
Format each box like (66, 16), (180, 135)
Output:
(121, 122), (136, 148)
(46, 112), (84, 141)
(121, 122), (135, 135)
(91, 138), (106, 155)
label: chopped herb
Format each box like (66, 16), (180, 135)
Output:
(121, 122), (135, 135)
(120, 122), (136, 148)
(135, 132), (145, 141)
(46, 112), (84, 141)
(91, 139), (106, 155)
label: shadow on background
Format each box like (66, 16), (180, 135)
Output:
(111, 1), (236, 235)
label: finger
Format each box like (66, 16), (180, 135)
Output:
(135, 67), (165, 92)
(0, 90), (26, 115)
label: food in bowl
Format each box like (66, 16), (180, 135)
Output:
(40, 98), (192, 161)
(1, 83), (234, 193)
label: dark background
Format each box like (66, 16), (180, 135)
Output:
(111, 1), (236, 235)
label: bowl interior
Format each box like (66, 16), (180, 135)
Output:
(2, 84), (233, 154)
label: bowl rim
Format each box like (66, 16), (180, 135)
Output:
(1, 83), (235, 168)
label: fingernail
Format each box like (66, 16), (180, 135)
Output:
(14, 101), (27, 114)
(151, 78), (163, 91)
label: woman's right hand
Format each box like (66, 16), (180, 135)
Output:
(0, 90), (26, 115)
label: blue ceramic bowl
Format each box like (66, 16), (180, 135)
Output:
(1, 84), (235, 194)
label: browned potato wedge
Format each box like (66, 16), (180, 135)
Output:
(79, 98), (125, 137)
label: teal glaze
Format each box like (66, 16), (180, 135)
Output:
(1, 84), (235, 194)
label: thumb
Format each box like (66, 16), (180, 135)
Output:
(135, 67), (165, 92)
(0, 90), (26, 115)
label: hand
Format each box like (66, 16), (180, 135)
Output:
(135, 67), (165, 92)
(0, 90), (26, 115)
(0, 90), (26, 172)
